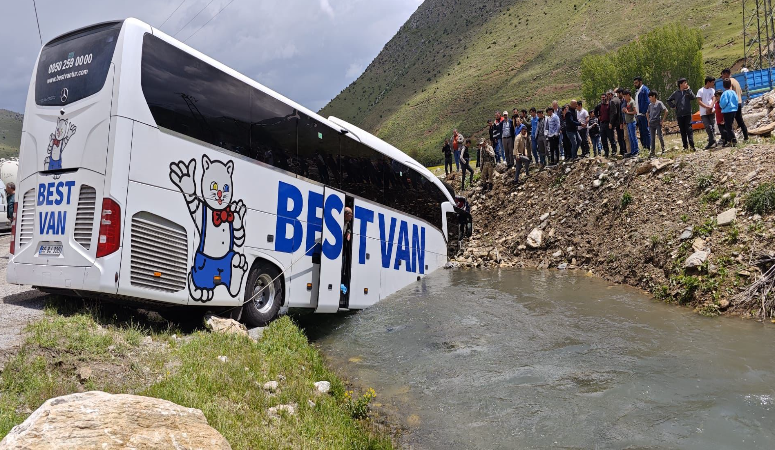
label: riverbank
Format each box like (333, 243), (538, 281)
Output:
(0, 297), (393, 448)
(446, 141), (775, 319)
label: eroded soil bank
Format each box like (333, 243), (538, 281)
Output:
(446, 143), (775, 318)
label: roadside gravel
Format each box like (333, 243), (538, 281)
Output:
(0, 235), (46, 355)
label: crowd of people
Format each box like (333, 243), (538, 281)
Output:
(442, 68), (749, 190)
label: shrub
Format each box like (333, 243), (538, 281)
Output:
(695, 174), (714, 192)
(621, 191), (633, 209)
(693, 218), (715, 237)
(744, 183), (775, 215)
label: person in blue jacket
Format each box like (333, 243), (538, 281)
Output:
(633, 76), (651, 150)
(719, 78), (740, 147)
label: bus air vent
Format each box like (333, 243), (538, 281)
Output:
(73, 185), (97, 250)
(18, 189), (36, 248)
(130, 212), (188, 293)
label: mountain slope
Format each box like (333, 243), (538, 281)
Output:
(321, 0), (743, 165)
(0, 109), (23, 159)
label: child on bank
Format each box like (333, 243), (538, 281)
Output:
(646, 91), (668, 157)
(714, 90), (727, 144)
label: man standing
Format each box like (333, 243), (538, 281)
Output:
(595, 93), (614, 157)
(546, 107), (561, 165)
(576, 100), (590, 157)
(721, 68), (749, 141)
(646, 91), (668, 157)
(552, 100), (564, 159)
(622, 90), (639, 157)
(460, 139), (475, 190)
(500, 111), (515, 168)
(514, 127), (530, 184)
(451, 129), (461, 171)
(633, 76), (651, 150)
(493, 112), (503, 163)
(5, 182), (14, 223)
(535, 109), (547, 167)
(667, 78), (697, 151)
(611, 89), (625, 156)
(442, 139), (453, 175)
(478, 139), (496, 191)
(697, 76), (718, 149)
(565, 100), (582, 160)
(530, 108), (540, 163)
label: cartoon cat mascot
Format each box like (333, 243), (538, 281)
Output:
(46, 118), (76, 171)
(169, 155), (248, 302)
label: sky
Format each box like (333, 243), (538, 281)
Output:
(0, 0), (423, 113)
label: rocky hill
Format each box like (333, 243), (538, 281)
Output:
(0, 109), (23, 159)
(321, 0), (743, 165)
(445, 142), (775, 319)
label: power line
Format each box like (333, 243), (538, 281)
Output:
(159, 0), (188, 30)
(184, 0), (235, 43)
(173, 0), (216, 37)
(32, 0), (43, 46)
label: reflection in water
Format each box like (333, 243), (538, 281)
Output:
(303, 269), (775, 449)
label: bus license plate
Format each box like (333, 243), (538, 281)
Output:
(39, 244), (63, 256)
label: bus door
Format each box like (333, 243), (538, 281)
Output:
(314, 187), (345, 313)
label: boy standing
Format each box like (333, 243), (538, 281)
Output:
(514, 127), (530, 184)
(546, 107), (561, 165)
(588, 110), (601, 157)
(697, 76), (717, 149)
(442, 139), (453, 175)
(646, 91), (668, 157)
(667, 78), (697, 151)
(714, 90), (727, 144)
(719, 79), (740, 147)
(622, 90), (639, 157)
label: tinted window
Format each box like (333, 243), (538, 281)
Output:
(250, 88), (297, 172)
(36, 21), (122, 106)
(141, 34), (250, 155)
(340, 137), (383, 203)
(297, 114), (339, 185)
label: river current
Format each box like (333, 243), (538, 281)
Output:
(305, 269), (775, 449)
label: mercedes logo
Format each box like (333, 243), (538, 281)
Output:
(60, 88), (68, 103)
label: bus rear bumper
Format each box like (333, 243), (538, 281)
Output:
(6, 261), (105, 291)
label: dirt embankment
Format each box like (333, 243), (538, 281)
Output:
(445, 144), (775, 318)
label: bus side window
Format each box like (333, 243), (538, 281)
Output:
(340, 138), (382, 204)
(249, 87), (297, 172)
(296, 114), (339, 185)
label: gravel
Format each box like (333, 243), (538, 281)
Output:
(0, 235), (47, 357)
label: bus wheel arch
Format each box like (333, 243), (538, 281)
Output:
(241, 258), (285, 328)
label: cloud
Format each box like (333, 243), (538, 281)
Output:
(319, 0), (335, 19)
(0, 0), (424, 113)
(345, 62), (364, 79)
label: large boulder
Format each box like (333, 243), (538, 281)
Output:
(204, 314), (248, 337)
(684, 251), (709, 269)
(526, 228), (543, 249)
(716, 208), (737, 226)
(0, 391), (231, 449)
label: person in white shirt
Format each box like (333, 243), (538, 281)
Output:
(576, 101), (590, 157)
(696, 76), (718, 149)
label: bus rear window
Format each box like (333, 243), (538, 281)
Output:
(35, 21), (122, 106)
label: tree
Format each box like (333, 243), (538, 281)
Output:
(581, 24), (703, 117)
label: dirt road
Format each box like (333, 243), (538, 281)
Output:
(0, 235), (46, 355)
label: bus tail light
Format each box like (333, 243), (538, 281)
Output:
(9, 202), (17, 255)
(96, 198), (121, 258)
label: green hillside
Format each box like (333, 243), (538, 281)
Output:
(0, 109), (23, 159)
(321, 0), (743, 165)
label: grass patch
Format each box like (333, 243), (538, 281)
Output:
(695, 173), (714, 192)
(701, 189), (721, 204)
(693, 218), (716, 238)
(744, 183), (775, 215)
(0, 300), (392, 449)
(620, 191), (633, 209)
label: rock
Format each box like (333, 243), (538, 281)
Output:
(718, 299), (731, 309)
(263, 381), (279, 392)
(557, 263), (568, 270)
(77, 366), (92, 382)
(753, 214), (762, 221)
(540, 212), (550, 221)
(692, 238), (706, 252)
(314, 381), (331, 394)
(204, 314), (249, 337)
(565, 167), (572, 174)
(592, 179), (602, 188)
(749, 120), (775, 136)
(526, 228), (543, 249)
(737, 270), (752, 277)
(708, 263), (719, 275)
(745, 170), (759, 183)
(308, 400), (316, 408)
(248, 327), (265, 342)
(0, 391), (230, 449)
(268, 403), (297, 419)
(517, 245), (527, 251)
(552, 250), (563, 258)
(683, 251), (709, 269)
(141, 336), (153, 346)
(679, 228), (693, 240)
(217, 355), (228, 363)
(717, 208), (737, 226)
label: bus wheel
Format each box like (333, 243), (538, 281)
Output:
(242, 263), (283, 328)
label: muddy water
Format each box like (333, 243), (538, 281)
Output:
(307, 269), (775, 449)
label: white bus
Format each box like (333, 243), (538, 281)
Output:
(8, 19), (466, 326)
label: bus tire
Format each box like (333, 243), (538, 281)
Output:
(242, 262), (283, 328)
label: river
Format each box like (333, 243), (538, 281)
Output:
(304, 269), (775, 449)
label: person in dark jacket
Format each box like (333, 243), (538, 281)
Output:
(442, 139), (453, 175)
(666, 78), (697, 151)
(498, 111), (515, 168)
(5, 182), (14, 222)
(564, 100), (582, 160)
(595, 92), (616, 157)
(460, 139), (475, 190)
(610, 89), (625, 157)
